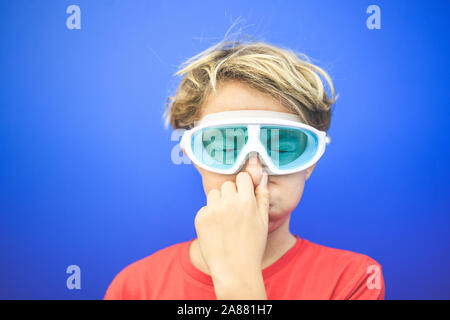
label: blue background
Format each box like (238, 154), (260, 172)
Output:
(0, 0), (449, 299)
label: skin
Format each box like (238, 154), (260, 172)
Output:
(182, 80), (317, 299)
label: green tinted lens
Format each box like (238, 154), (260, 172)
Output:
(192, 126), (248, 169)
(260, 126), (315, 169)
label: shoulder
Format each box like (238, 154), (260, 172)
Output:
(104, 240), (188, 300)
(299, 239), (385, 299)
(301, 239), (382, 268)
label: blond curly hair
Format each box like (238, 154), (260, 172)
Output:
(164, 37), (337, 132)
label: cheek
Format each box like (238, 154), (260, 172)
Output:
(269, 173), (307, 214)
(200, 170), (230, 195)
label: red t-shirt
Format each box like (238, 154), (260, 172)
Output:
(104, 235), (385, 300)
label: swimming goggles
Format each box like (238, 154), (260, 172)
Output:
(180, 110), (331, 175)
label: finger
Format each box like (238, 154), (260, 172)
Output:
(206, 188), (221, 207)
(221, 180), (237, 198)
(255, 170), (270, 221)
(194, 206), (208, 229)
(235, 171), (255, 196)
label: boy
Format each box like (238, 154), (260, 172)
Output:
(104, 38), (385, 300)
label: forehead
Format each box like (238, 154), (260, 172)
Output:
(200, 80), (296, 118)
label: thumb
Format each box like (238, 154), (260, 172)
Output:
(254, 170), (270, 220)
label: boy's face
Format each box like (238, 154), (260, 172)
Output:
(185, 80), (317, 233)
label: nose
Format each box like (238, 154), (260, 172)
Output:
(241, 152), (265, 188)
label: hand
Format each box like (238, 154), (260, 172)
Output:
(194, 170), (270, 286)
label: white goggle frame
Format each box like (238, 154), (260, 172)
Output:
(179, 110), (331, 175)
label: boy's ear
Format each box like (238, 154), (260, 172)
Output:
(305, 163), (317, 181)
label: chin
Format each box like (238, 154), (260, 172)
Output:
(268, 206), (292, 230)
(267, 213), (282, 230)
(267, 220), (282, 233)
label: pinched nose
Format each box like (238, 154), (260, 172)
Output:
(241, 153), (266, 188)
